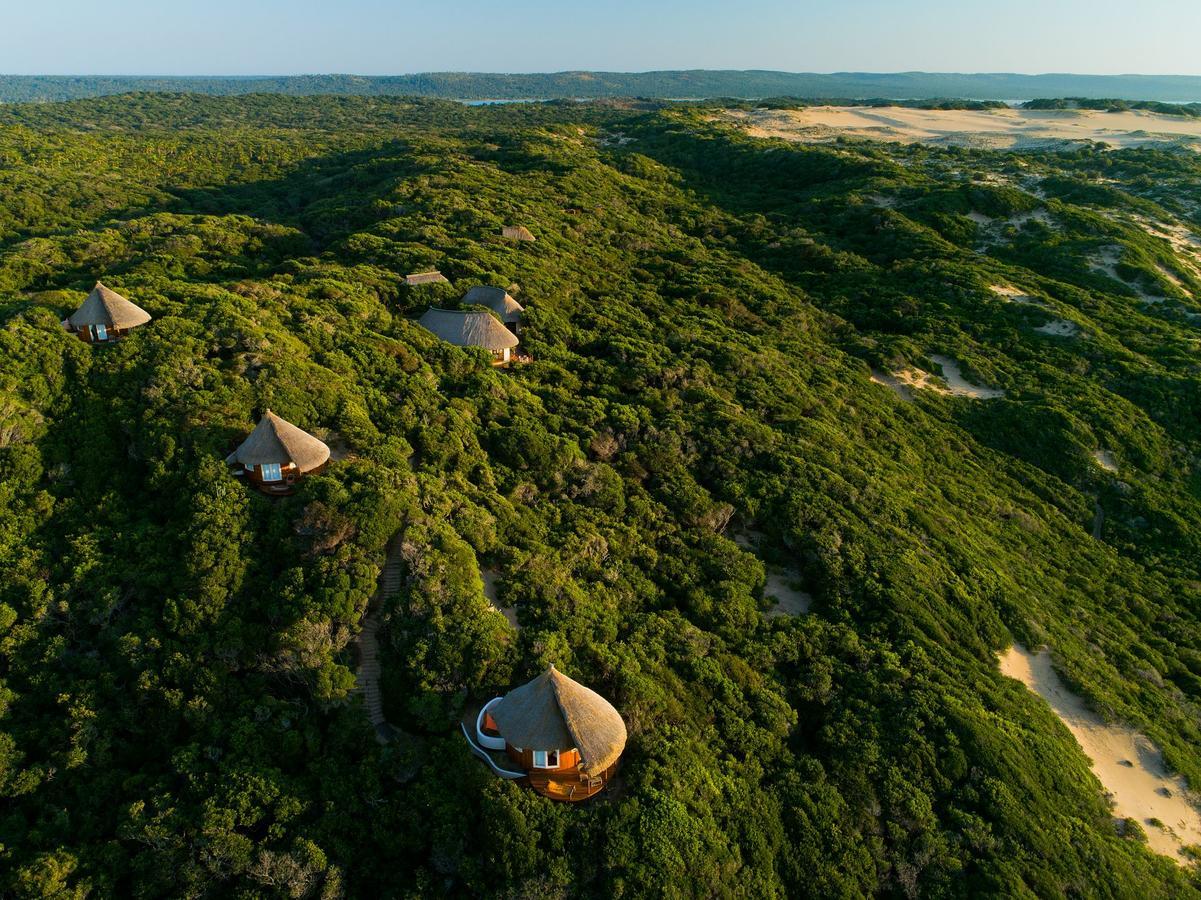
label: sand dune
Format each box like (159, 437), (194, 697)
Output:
(721, 107), (1201, 151)
(999, 645), (1201, 862)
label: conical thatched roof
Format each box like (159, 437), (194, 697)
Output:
(418, 308), (519, 352)
(225, 410), (331, 473)
(461, 286), (524, 324)
(67, 282), (152, 331)
(501, 225), (536, 242)
(490, 666), (627, 775)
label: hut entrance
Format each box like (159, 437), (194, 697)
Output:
(261, 463), (283, 483)
(532, 750), (560, 769)
(92, 324), (108, 341)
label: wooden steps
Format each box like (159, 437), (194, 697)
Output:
(353, 536), (406, 742)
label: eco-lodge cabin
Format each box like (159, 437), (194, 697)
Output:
(63, 282), (152, 343)
(460, 285), (525, 334)
(225, 410), (331, 495)
(463, 666), (627, 802)
(404, 271), (449, 286)
(418, 307), (519, 365)
(501, 225), (536, 242)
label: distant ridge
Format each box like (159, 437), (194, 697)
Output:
(3, 71), (1201, 103)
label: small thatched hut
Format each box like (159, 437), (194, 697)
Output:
(501, 225), (536, 242)
(226, 410), (331, 494)
(418, 308), (519, 364)
(405, 271), (449, 286)
(469, 666), (626, 801)
(64, 282), (152, 343)
(461, 286), (525, 331)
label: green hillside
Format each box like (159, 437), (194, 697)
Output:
(1, 93), (1200, 897)
(3, 70), (1201, 103)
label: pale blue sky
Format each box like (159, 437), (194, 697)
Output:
(3, 0), (1198, 75)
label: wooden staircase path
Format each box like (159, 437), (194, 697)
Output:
(352, 535), (405, 744)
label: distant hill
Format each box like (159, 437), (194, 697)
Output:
(2, 70), (1201, 103)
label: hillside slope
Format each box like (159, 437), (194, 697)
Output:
(1, 94), (1200, 897)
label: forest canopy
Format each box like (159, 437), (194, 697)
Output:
(1, 93), (1200, 897)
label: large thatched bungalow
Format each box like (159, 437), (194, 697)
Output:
(418, 307), (519, 364)
(464, 666), (626, 802)
(63, 282), (151, 343)
(226, 410), (331, 494)
(461, 286), (525, 334)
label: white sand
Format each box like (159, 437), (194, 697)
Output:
(871, 368), (919, 402)
(991, 284), (1040, 305)
(1093, 450), (1119, 473)
(481, 568), (519, 630)
(732, 529), (812, 616)
(1035, 319), (1080, 337)
(999, 645), (1201, 861)
(929, 354), (1005, 399)
(871, 358), (1003, 400)
(764, 572), (812, 616)
(719, 107), (1201, 151)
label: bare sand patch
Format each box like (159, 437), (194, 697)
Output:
(1035, 319), (1081, 337)
(999, 644), (1201, 862)
(1093, 450), (1119, 473)
(732, 529), (812, 617)
(718, 107), (1201, 151)
(929, 354), (1005, 399)
(991, 284), (1040, 305)
(967, 211), (993, 226)
(481, 567), (519, 630)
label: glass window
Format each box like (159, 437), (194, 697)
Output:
(93, 324), (108, 341)
(261, 463), (283, 482)
(532, 750), (548, 768)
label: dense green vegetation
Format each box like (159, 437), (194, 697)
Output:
(3, 71), (1201, 103)
(1, 93), (1200, 897)
(1024, 97), (1201, 118)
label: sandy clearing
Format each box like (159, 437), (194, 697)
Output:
(732, 529), (813, 617)
(991, 284), (1041, 305)
(999, 644), (1201, 861)
(871, 358), (1004, 400)
(718, 107), (1201, 151)
(929, 354), (1005, 399)
(1035, 319), (1081, 337)
(481, 567), (519, 630)
(1093, 450), (1119, 473)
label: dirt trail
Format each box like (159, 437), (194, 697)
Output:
(999, 645), (1201, 861)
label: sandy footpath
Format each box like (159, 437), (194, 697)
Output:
(719, 107), (1201, 150)
(999, 644), (1201, 861)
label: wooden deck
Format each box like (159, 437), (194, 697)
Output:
(527, 765), (616, 802)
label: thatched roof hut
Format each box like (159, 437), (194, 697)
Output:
(226, 410), (331, 474)
(490, 666), (627, 776)
(67, 282), (151, 334)
(501, 225), (536, 242)
(405, 271), (449, 286)
(461, 286), (525, 325)
(418, 308), (519, 354)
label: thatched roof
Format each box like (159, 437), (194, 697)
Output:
(405, 271), (449, 286)
(490, 666), (627, 775)
(461, 286), (524, 324)
(501, 225), (536, 242)
(67, 282), (152, 331)
(225, 410), (331, 473)
(418, 308), (518, 352)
